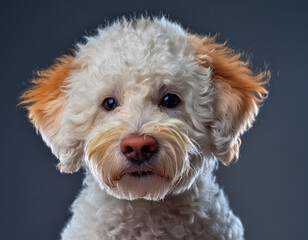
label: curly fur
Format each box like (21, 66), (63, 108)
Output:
(20, 16), (269, 240)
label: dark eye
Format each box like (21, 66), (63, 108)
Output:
(160, 94), (180, 108)
(102, 98), (118, 111)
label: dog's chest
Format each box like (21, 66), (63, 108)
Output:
(61, 175), (243, 240)
(94, 199), (215, 240)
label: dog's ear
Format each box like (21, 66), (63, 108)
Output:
(189, 35), (269, 165)
(20, 55), (81, 173)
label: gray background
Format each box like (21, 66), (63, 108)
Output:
(1, 0), (307, 239)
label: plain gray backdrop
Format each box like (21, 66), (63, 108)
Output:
(1, 0), (307, 239)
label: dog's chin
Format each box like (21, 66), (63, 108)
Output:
(105, 173), (171, 201)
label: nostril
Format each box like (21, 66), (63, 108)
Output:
(141, 145), (156, 153)
(141, 145), (150, 153)
(124, 146), (134, 154)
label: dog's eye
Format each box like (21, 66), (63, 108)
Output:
(160, 94), (180, 108)
(102, 98), (118, 111)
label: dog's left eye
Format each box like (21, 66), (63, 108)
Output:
(160, 94), (180, 108)
(102, 98), (119, 111)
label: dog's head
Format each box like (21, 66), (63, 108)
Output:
(21, 18), (268, 201)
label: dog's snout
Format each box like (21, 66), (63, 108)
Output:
(120, 135), (158, 164)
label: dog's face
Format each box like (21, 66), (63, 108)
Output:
(21, 18), (268, 201)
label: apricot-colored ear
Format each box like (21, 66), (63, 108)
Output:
(189, 35), (269, 165)
(20, 55), (81, 172)
(20, 56), (73, 135)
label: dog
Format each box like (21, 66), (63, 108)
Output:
(21, 17), (269, 239)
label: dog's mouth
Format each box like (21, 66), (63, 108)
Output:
(122, 166), (169, 180)
(129, 171), (154, 178)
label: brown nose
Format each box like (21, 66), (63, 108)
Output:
(120, 135), (158, 164)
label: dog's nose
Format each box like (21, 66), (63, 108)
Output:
(120, 135), (158, 164)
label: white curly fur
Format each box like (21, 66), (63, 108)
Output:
(22, 16), (269, 239)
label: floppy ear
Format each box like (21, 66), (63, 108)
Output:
(20, 55), (81, 173)
(189, 35), (269, 165)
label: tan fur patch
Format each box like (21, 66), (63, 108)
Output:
(86, 128), (127, 188)
(20, 55), (74, 134)
(190, 35), (269, 106)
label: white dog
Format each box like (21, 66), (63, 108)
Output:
(21, 17), (268, 240)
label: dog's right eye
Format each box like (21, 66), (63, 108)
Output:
(102, 98), (118, 111)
